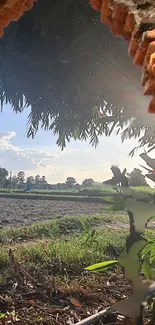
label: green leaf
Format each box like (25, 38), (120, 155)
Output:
(0, 313), (5, 319)
(90, 229), (96, 238)
(124, 198), (155, 233)
(85, 260), (118, 272)
(80, 217), (89, 232)
(104, 202), (124, 211)
(142, 262), (152, 280)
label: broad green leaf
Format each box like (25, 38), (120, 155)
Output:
(0, 313), (5, 319)
(118, 239), (146, 283)
(141, 243), (152, 259)
(142, 262), (152, 280)
(125, 198), (155, 233)
(92, 265), (118, 272)
(115, 240), (151, 317)
(113, 280), (149, 317)
(85, 260), (117, 272)
(80, 217), (89, 232)
(104, 203), (124, 211)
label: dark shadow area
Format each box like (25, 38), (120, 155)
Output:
(0, 0), (155, 150)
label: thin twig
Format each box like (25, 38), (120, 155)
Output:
(75, 307), (112, 325)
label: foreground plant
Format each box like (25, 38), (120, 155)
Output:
(86, 185), (155, 321)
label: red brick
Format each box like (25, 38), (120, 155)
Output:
(124, 13), (135, 34)
(141, 68), (149, 87)
(0, 0), (37, 38)
(89, 0), (102, 11)
(112, 4), (128, 23)
(11, 2), (26, 21)
(100, 0), (113, 26)
(147, 53), (155, 75)
(128, 27), (142, 57)
(111, 21), (125, 37)
(140, 34), (149, 51)
(152, 65), (155, 75)
(145, 30), (155, 42)
(139, 33), (155, 67)
(143, 78), (155, 96)
(110, 3), (128, 38)
(148, 97), (155, 114)
(128, 38), (139, 56)
(133, 47), (145, 66)
(145, 41), (155, 64)
(133, 34), (151, 66)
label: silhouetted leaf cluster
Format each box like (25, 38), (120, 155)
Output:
(0, 0), (155, 151)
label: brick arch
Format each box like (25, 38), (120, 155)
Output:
(0, 0), (155, 113)
(89, 0), (155, 113)
(0, 0), (37, 37)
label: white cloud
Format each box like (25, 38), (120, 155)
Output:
(0, 131), (36, 170)
(24, 149), (58, 167)
(0, 131), (57, 172)
(0, 131), (113, 182)
(0, 130), (154, 185)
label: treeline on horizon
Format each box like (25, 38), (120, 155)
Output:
(0, 166), (150, 190)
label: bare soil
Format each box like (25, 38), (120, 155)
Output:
(0, 262), (132, 325)
(0, 263), (151, 325)
(0, 198), (105, 226)
(0, 198), (152, 324)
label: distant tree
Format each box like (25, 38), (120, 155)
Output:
(65, 177), (76, 188)
(34, 175), (48, 189)
(40, 175), (48, 189)
(35, 175), (41, 188)
(82, 178), (94, 187)
(127, 168), (149, 187)
(0, 167), (9, 187)
(27, 176), (35, 186)
(17, 171), (25, 188)
(56, 182), (67, 190)
(40, 175), (47, 185)
(3, 178), (11, 188)
(74, 183), (81, 190)
(11, 175), (18, 189)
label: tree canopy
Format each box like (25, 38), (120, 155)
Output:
(82, 178), (94, 187)
(127, 168), (149, 187)
(1, 0), (155, 152)
(65, 177), (77, 188)
(0, 167), (9, 187)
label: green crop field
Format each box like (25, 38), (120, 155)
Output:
(0, 185), (154, 202)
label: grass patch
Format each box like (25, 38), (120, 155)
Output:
(0, 193), (114, 203)
(0, 212), (128, 244)
(0, 186), (154, 200)
(0, 229), (128, 273)
(0, 212), (154, 279)
(0, 212), (129, 274)
(0, 227), (154, 274)
(16, 230), (127, 268)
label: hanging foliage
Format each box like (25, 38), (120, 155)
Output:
(0, 0), (155, 151)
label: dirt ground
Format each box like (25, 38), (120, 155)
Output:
(0, 198), (106, 226)
(0, 198), (153, 324)
(0, 260), (132, 325)
(0, 264), (151, 325)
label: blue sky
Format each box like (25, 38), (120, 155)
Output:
(0, 103), (152, 184)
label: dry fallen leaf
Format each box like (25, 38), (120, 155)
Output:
(28, 300), (37, 306)
(20, 267), (35, 283)
(70, 298), (82, 308)
(79, 286), (89, 296)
